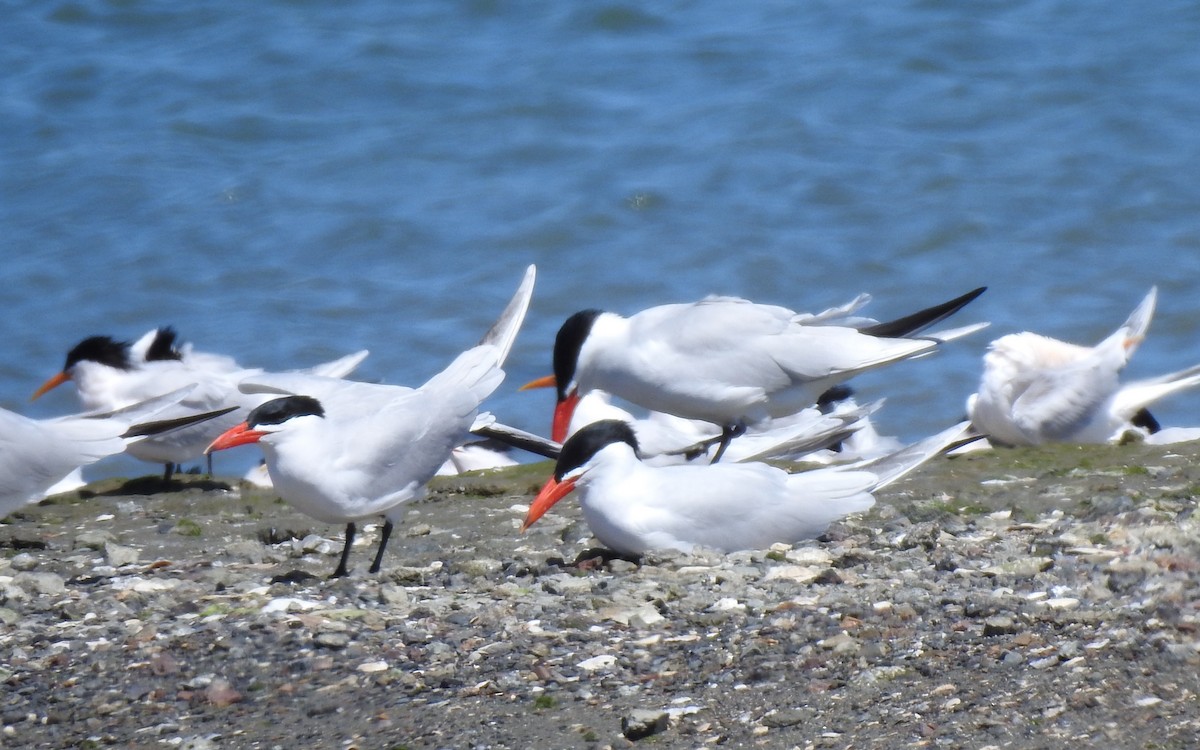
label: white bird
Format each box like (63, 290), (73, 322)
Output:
(32, 328), (369, 481)
(130, 326), (242, 372)
(520, 419), (973, 556)
(1, 387), (233, 517)
(798, 403), (905, 465)
(205, 265), (536, 577)
(522, 287), (987, 460)
(436, 441), (520, 476)
(967, 287), (1200, 445)
(567, 389), (875, 466)
(240, 439), (520, 488)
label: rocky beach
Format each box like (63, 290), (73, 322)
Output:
(2, 441), (1198, 749)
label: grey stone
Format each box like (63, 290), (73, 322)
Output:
(104, 541), (140, 567)
(14, 571), (66, 597)
(622, 709), (669, 741)
(75, 530), (115, 550)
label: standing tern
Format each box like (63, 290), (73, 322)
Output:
(520, 419), (973, 556)
(32, 329), (368, 481)
(1, 387), (234, 517)
(523, 287), (987, 459)
(206, 265), (537, 577)
(967, 287), (1200, 445)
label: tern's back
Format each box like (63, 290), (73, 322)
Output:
(261, 344), (505, 522)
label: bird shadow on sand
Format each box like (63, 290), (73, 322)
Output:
(544, 547), (642, 571)
(95, 474), (235, 496)
(269, 569), (322, 585)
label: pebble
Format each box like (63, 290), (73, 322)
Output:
(762, 709), (807, 728)
(982, 557), (1052, 579)
(14, 572), (66, 596)
(577, 655), (617, 671)
(314, 632), (351, 650)
(621, 709), (669, 741)
(1042, 597), (1081, 610)
(983, 616), (1019, 637)
(300, 534), (333, 554)
(2, 449), (1199, 749)
(75, 530), (115, 550)
(819, 634), (861, 654)
(763, 565), (823, 583)
(261, 597), (324, 614)
(104, 542), (140, 567)
(457, 558), (503, 577)
(378, 584), (409, 607)
(9, 553), (38, 572)
(224, 540), (267, 564)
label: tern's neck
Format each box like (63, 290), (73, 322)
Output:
(572, 441), (643, 499)
(70, 362), (136, 411)
(574, 312), (631, 394)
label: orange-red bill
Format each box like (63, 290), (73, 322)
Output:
(519, 374), (557, 391)
(551, 391), (580, 443)
(521, 475), (579, 532)
(31, 371), (70, 401)
(205, 422), (267, 454)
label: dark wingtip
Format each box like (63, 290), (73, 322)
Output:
(121, 405), (239, 439)
(859, 286), (987, 339)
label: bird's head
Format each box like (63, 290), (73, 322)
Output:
(519, 309), (604, 442)
(32, 335), (133, 400)
(521, 419), (638, 532)
(206, 395), (325, 453)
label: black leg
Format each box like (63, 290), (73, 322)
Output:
(709, 422), (747, 464)
(666, 435), (717, 461)
(206, 453), (214, 476)
(162, 463), (175, 484)
(331, 522), (356, 578)
(668, 421), (747, 463)
(368, 520), (394, 574)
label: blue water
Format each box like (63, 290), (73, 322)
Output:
(4, 0), (1200, 480)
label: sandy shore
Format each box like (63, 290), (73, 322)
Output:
(2, 441), (1198, 749)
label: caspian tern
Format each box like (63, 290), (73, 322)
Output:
(521, 419), (973, 556)
(1, 387), (234, 517)
(436, 440), (520, 476)
(240, 439), (522, 488)
(567, 389), (873, 466)
(32, 329), (369, 482)
(523, 287), (987, 460)
(131, 327), (242, 372)
(205, 265), (536, 577)
(967, 287), (1200, 445)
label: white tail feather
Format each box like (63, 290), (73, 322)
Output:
(478, 265), (536, 367)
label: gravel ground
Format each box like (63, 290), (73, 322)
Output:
(2, 441), (1199, 750)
